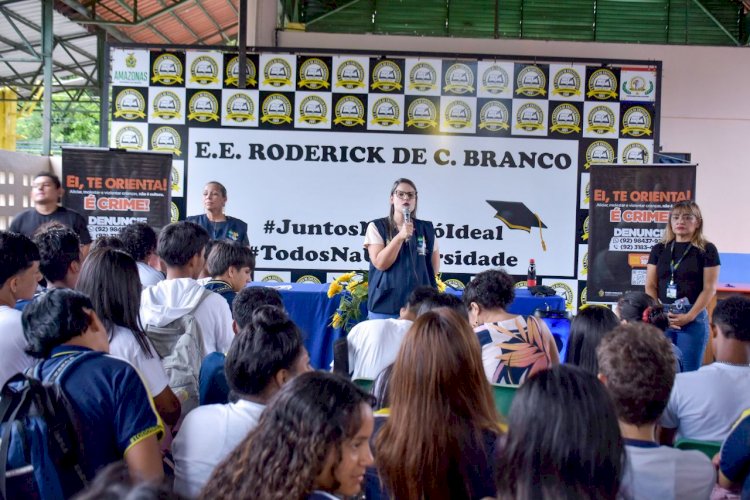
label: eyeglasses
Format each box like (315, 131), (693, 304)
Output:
(32, 182), (54, 190)
(671, 214), (697, 222)
(394, 190), (417, 200)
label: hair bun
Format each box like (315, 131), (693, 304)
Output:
(251, 305), (290, 331)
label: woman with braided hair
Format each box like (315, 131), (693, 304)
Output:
(200, 371), (374, 500)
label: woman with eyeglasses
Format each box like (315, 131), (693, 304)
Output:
(646, 200), (720, 371)
(364, 178), (439, 319)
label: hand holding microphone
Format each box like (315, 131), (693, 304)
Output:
(400, 207), (414, 242)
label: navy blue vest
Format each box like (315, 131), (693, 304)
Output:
(367, 217), (437, 315)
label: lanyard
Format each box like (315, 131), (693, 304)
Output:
(669, 241), (691, 284)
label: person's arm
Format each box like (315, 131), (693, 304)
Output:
(645, 264), (659, 302)
(669, 265), (719, 329)
(124, 434), (164, 482)
(367, 223), (412, 272)
(432, 249), (440, 274)
(153, 386), (181, 427)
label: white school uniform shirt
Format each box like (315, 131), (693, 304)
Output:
(347, 318), (412, 379)
(0, 306), (34, 387)
(660, 362), (750, 441)
(172, 399), (265, 498)
(107, 325), (169, 396)
(620, 441), (715, 500)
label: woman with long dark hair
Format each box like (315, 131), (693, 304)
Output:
(76, 247), (181, 426)
(201, 371), (374, 500)
(646, 200), (719, 371)
(364, 178), (439, 319)
(496, 364), (625, 499)
(564, 305), (620, 375)
(187, 181), (249, 245)
(370, 308), (500, 499)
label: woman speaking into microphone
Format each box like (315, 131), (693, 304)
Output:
(646, 200), (720, 372)
(364, 178), (440, 319)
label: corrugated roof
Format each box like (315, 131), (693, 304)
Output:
(0, 0), (240, 99)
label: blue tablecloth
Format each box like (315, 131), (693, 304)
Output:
(247, 282), (565, 369)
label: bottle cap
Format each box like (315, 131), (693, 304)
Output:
(530, 258), (535, 263)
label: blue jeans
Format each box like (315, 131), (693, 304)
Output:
(665, 309), (709, 373)
(367, 311), (399, 320)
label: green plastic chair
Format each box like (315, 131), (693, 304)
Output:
(674, 438), (721, 458)
(353, 378), (374, 393)
(492, 383), (519, 417)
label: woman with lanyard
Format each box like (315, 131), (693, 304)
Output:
(646, 200), (720, 372)
(187, 181), (249, 245)
(364, 178), (440, 319)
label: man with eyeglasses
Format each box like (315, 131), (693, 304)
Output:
(10, 172), (92, 256)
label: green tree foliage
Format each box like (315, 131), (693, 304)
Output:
(16, 93), (100, 152)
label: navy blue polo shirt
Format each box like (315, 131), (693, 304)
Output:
(40, 345), (163, 481)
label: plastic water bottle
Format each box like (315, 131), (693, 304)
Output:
(527, 259), (537, 287)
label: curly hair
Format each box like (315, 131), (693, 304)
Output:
(119, 222), (158, 262)
(597, 322), (676, 425)
(201, 372), (371, 500)
(462, 268), (516, 311)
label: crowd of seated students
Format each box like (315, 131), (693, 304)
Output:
(4, 219), (750, 500)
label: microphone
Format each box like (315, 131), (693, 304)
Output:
(402, 207), (411, 241)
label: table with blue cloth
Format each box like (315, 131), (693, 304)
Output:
(247, 282), (565, 370)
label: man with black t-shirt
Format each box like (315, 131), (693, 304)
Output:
(10, 172), (92, 256)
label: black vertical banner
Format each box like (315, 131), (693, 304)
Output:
(62, 148), (172, 238)
(588, 164), (696, 302)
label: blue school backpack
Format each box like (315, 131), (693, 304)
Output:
(0, 351), (100, 500)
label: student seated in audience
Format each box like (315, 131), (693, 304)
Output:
(367, 308), (499, 500)
(21, 288), (164, 487)
(496, 365), (624, 500)
(0, 231), (41, 387)
(201, 371), (374, 500)
(203, 240), (255, 310)
(463, 268), (559, 385)
(173, 306), (311, 498)
(74, 461), (179, 500)
(371, 289), (468, 410)
(347, 285), (439, 380)
(33, 224), (83, 290)
(597, 322), (715, 499)
(615, 290), (685, 372)
(564, 305), (619, 375)
(76, 248), (181, 427)
(89, 235), (125, 252)
(120, 222), (164, 288)
(140, 221), (234, 358)
(714, 297), (750, 497)
(660, 295), (750, 443)
(199, 286), (284, 405)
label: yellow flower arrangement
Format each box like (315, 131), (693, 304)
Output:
(328, 271), (445, 333)
(327, 271), (369, 333)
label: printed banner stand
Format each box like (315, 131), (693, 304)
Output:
(62, 148), (173, 239)
(587, 163), (696, 302)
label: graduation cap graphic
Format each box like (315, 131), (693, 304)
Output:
(487, 200), (548, 251)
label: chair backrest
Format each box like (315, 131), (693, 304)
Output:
(353, 378), (374, 393)
(492, 383), (519, 417)
(674, 438), (721, 458)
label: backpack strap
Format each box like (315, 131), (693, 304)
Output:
(0, 377), (34, 500)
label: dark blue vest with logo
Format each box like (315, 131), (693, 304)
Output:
(367, 217), (437, 315)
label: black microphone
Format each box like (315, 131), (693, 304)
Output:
(402, 207), (411, 241)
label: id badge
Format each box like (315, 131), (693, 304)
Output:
(666, 282), (677, 299)
(417, 236), (427, 256)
